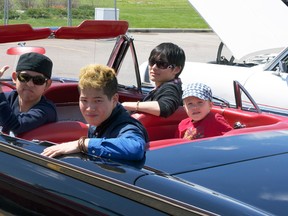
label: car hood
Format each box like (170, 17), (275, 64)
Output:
(188, 0), (288, 60)
(144, 130), (288, 175)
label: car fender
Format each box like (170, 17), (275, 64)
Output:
(242, 70), (288, 114)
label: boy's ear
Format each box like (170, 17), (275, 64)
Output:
(112, 93), (119, 104)
(12, 72), (17, 83)
(209, 101), (213, 108)
(45, 79), (52, 90)
(173, 66), (181, 75)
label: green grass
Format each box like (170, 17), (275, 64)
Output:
(7, 18), (85, 27)
(4, 0), (208, 29)
(117, 0), (208, 28)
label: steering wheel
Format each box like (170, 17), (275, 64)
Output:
(0, 81), (16, 90)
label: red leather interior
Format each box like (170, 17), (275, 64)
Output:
(133, 106), (288, 141)
(224, 121), (288, 136)
(16, 105), (288, 146)
(44, 83), (79, 104)
(132, 107), (188, 141)
(18, 121), (88, 143)
(44, 82), (143, 105)
(35, 82), (288, 143)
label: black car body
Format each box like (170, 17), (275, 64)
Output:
(2, 129), (288, 215)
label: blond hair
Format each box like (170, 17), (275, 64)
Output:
(78, 64), (118, 99)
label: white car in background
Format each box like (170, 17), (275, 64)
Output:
(140, 0), (288, 116)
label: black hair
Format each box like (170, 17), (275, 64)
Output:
(148, 42), (186, 77)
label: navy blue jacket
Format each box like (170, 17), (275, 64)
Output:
(87, 103), (149, 161)
(0, 90), (58, 135)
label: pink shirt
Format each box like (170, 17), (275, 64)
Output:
(177, 112), (233, 140)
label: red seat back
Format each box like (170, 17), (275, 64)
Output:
(44, 83), (79, 104)
(221, 109), (282, 128)
(132, 107), (188, 141)
(132, 105), (288, 141)
(18, 121), (88, 143)
(224, 121), (288, 136)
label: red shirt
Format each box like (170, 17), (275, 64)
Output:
(177, 112), (233, 140)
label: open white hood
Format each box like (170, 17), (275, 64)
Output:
(188, 0), (288, 60)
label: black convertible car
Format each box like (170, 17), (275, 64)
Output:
(2, 128), (288, 215)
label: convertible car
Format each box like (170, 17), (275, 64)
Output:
(2, 20), (288, 215)
(140, 0), (288, 116)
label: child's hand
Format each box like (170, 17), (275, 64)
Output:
(183, 128), (194, 140)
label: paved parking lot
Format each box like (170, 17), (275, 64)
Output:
(130, 31), (222, 64)
(1, 31), (227, 78)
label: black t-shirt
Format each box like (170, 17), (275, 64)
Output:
(143, 79), (182, 117)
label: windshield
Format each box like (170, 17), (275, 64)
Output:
(0, 37), (138, 87)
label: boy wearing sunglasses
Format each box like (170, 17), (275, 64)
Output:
(123, 42), (185, 117)
(42, 64), (148, 161)
(0, 52), (57, 136)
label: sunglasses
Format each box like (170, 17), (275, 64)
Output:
(17, 73), (48, 85)
(148, 60), (176, 69)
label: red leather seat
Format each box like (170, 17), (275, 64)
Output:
(132, 107), (188, 141)
(18, 121), (88, 143)
(44, 83), (79, 104)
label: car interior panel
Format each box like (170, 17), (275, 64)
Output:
(44, 82), (144, 122)
(44, 83), (80, 104)
(224, 121), (288, 136)
(45, 83), (144, 104)
(17, 121), (88, 143)
(131, 107), (188, 141)
(221, 108), (283, 128)
(132, 105), (288, 142)
(16, 101), (287, 144)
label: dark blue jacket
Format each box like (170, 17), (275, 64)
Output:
(0, 90), (58, 135)
(87, 103), (148, 161)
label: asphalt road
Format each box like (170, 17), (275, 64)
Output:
(130, 31), (222, 64)
(0, 31), (228, 78)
